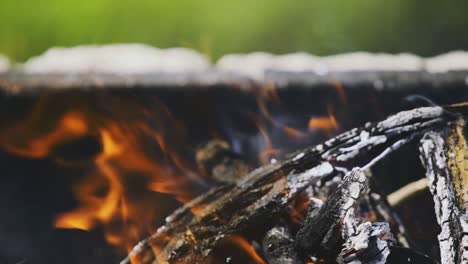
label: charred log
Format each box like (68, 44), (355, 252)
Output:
(419, 118), (468, 264)
(123, 106), (453, 264)
(295, 168), (372, 259)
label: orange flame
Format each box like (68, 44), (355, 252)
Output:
(255, 118), (280, 164)
(308, 106), (338, 132)
(0, 95), (201, 254)
(2, 111), (88, 158)
(257, 82), (306, 140)
(0, 83), (347, 259)
(223, 235), (266, 264)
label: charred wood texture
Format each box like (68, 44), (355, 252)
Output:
(339, 220), (395, 264)
(262, 226), (301, 264)
(295, 168), (398, 264)
(419, 117), (468, 264)
(124, 106), (454, 264)
(295, 169), (372, 259)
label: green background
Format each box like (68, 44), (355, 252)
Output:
(1, 0), (468, 62)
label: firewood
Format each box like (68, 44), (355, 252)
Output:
(295, 168), (373, 259)
(419, 117), (468, 264)
(296, 168), (437, 264)
(123, 106), (454, 264)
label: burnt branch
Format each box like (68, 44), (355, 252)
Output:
(123, 106), (453, 264)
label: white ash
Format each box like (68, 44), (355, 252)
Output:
(334, 134), (387, 162)
(337, 169), (394, 264)
(309, 197), (324, 209)
(383, 120), (442, 136)
(341, 169), (369, 214)
(321, 132), (386, 161)
(22, 44), (211, 74)
(376, 106), (444, 131)
(339, 221), (394, 264)
(292, 152), (305, 161)
(0, 54), (10, 73)
(319, 106), (444, 165)
(285, 161), (334, 199)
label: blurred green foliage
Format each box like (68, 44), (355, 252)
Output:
(1, 0), (468, 62)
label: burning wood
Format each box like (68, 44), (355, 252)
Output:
(123, 105), (463, 264)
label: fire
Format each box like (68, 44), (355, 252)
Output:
(221, 235), (266, 264)
(0, 82), (347, 261)
(308, 106), (338, 132)
(255, 118), (281, 164)
(256, 83), (306, 141)
(0, 95), (202, 254)
(1, 111), (89, 158)
(54, 129), (124, 231)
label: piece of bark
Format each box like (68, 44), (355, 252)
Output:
(196, 139), (251, 184)
(340, 221), (438, 264)
(262, 226), (302, 264)
(295, 168), (371, 259)
(123, 106), (452, 264)
(338, 221), (395, 264)
(295, 168), (422, 264)
(419, 118), (468, 264)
